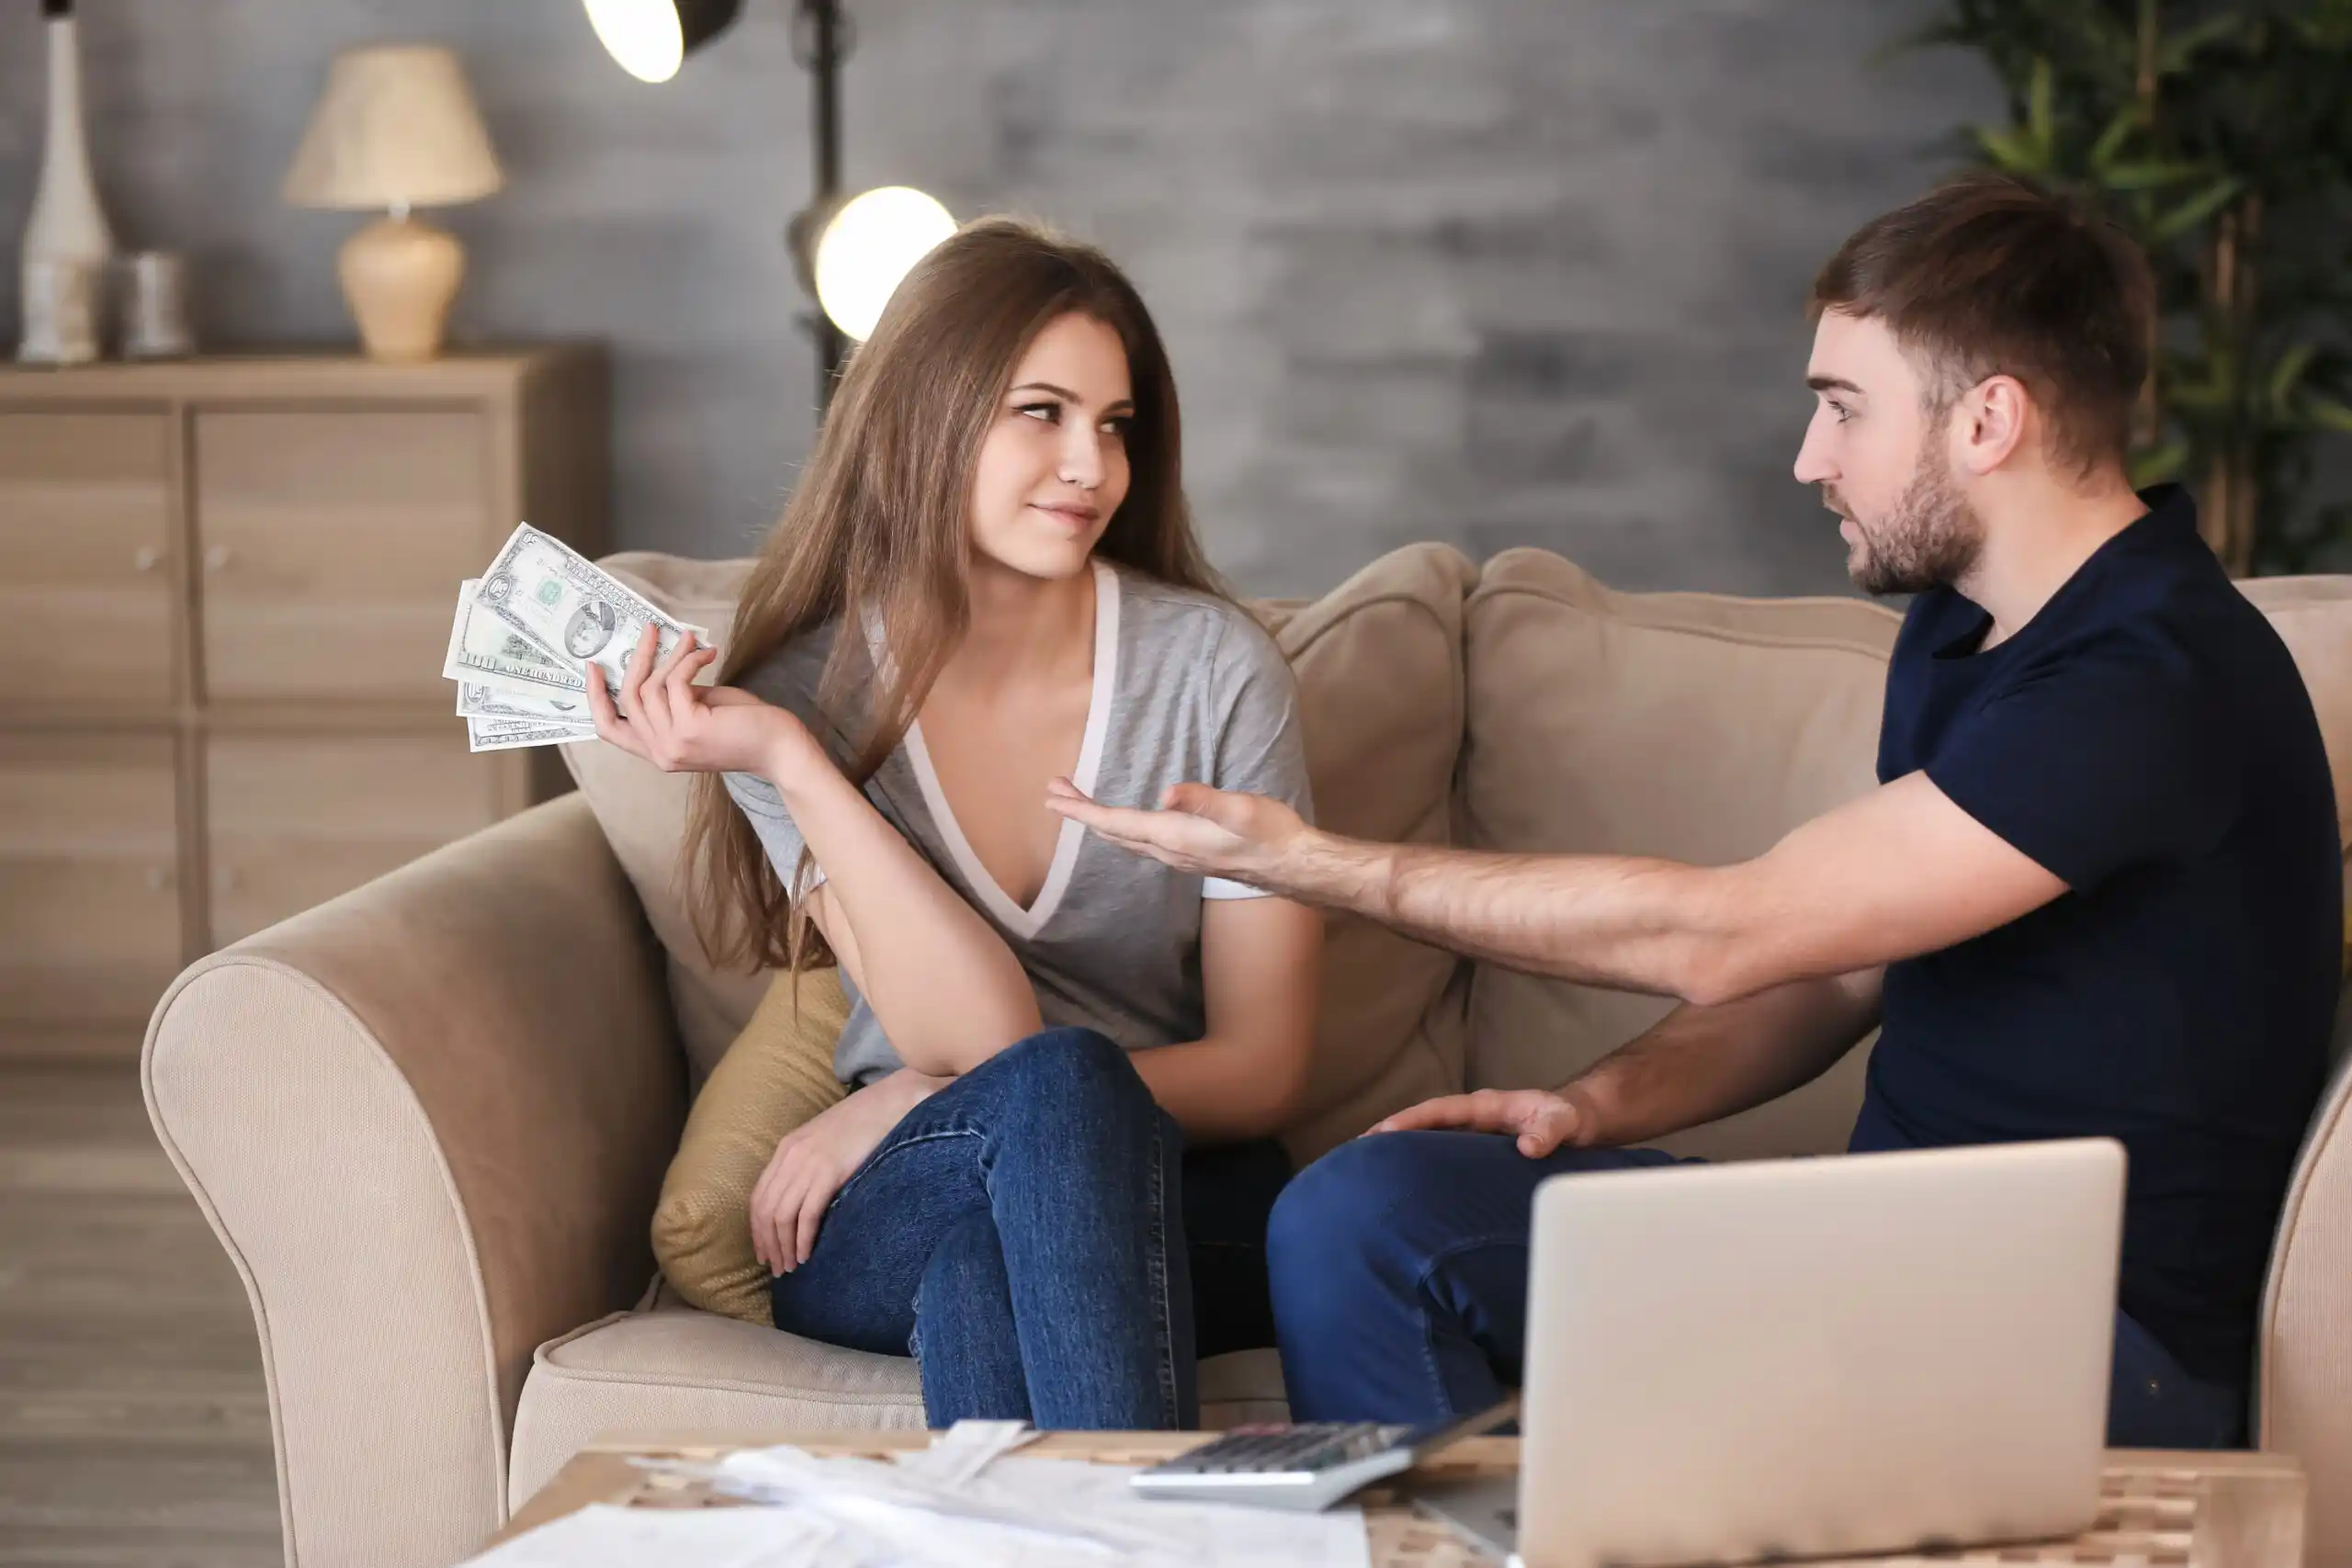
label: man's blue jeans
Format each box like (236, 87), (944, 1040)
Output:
(1266, 1130), (2245, 1449)
(769, 1027), (1288, 1428)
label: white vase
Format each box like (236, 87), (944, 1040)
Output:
(17, 0), (116, 365)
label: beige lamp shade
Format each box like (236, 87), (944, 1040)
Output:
(282, 45), (503, 211)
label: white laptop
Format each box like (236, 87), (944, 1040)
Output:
(1414, 1138), (2125, 1568)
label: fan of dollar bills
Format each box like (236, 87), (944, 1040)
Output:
(443, 524), (713, 752)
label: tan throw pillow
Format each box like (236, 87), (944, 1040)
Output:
(651, 967), (852, 1324)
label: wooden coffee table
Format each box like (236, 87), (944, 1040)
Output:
(495, 1431), (2305, 1566)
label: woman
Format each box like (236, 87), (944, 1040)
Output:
(583, 219), (1323, 1430)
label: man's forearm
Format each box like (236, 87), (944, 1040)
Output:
(1269, 830), (1739, 1000)
(1565, 969), (1883, 1148)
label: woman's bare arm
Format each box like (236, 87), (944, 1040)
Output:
(1129, 896), (1323, 1141)
(767, 744), (1041, 1076)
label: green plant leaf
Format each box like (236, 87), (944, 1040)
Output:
(2149, 176), (2246, 240)
(2167, 378), (2231, 412)
(2088, 104), (2146, 170)
(2130, 439), (2192, 486)
(1973, 123), (2050, 174)
(2097, 159), (2211, 191)
(2027, 56), (2056, 157)
(2156, 13), (2244, 74)
(2307, 393), (2352, 434)
(2267, 343), (2320, 412)
(1904, 0), (2348, 576)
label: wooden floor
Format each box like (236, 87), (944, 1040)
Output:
(0, 1066), (280, 1568)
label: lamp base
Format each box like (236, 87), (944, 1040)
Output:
(338, 212), (463, 362)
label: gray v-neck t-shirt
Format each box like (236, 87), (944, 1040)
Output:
(721, 560), (1315, 1087)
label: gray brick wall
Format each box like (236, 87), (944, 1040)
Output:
(1, 1), (2003, 595)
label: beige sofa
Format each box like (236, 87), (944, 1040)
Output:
(144, 543), (2352, 1568)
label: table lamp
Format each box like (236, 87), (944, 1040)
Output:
(282, 45), (504, 362)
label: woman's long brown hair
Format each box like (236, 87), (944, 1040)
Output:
(684, 217), (1227, 976)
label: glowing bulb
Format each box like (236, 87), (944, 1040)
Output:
(813, 186), (956, 342)
(582, 0), (684, 84)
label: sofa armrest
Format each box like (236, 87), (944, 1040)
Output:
(142, 793), (686, 1568)
(2258, 979), (2352, 1568)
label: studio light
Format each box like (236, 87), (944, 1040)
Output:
(582, 0), (742, 85)
(810, 186), (955, 342)
(586, 0), (948, 403)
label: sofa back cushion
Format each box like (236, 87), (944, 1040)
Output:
(1459, 550), (1903, 1160)
(1457, 554), (2352, 1166)
(561, 546), (1477, 1148)
(1263, 544), (1481, 1162)
(2238, 575), (2352, 853)
(560, 553), (766, 1085)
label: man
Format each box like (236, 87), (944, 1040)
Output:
(1048, 172), (2342, 1448)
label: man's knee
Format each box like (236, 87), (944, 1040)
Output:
(1269, 1132), (1453, 1286)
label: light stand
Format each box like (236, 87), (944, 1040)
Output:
(784, 0), (849, 408)
(586, 0), (950, 414)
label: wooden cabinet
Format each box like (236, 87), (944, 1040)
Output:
(0, 733), (184, 1055)
(0, 349), (608, 1059)
(0, 412), (178, 705)
(204, 732), (505, 947)
(196, 409), (497, 704)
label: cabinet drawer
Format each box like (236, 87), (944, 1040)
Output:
(0, 733), (184, 1026)
(0, 412), (176, 705)
(205, 732), (501, 945)
(195, 410), (492, 703)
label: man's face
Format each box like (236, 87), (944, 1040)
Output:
(1792, 310), (1984, 596)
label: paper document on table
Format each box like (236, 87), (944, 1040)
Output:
(892, 1418), (1042, 1487)
(458, 1423), (1372, 1568)
(456, 1504), (850, 1568)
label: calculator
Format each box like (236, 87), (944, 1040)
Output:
(1129, 1396), (1518, 1512)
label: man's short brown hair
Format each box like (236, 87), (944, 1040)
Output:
(1809, 171), (2155, 477)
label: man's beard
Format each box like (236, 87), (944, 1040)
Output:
(1829, 448), (1984, 597)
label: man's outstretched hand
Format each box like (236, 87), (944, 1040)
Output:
(1370, 1088), (1587, 1158)
(1045, 778), (1308, 891)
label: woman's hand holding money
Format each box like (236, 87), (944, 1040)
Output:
(584, 623), (821, 784)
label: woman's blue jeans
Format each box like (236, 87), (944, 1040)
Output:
(768, 1026), (1289, 1429)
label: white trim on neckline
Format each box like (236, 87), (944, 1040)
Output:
(904, 558), (1118, 942)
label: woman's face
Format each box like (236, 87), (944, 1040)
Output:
(967, 311), (1134, 581)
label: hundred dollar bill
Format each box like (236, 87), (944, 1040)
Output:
(455, 677), (595, 728)
(466, 716), (598, 753)
(441, 579), (579, 698)
(472, 524), (710, 702)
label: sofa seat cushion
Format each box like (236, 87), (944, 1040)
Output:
(508, 1301), (1291, 1507)
(1459, 550), (1903, 1162)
